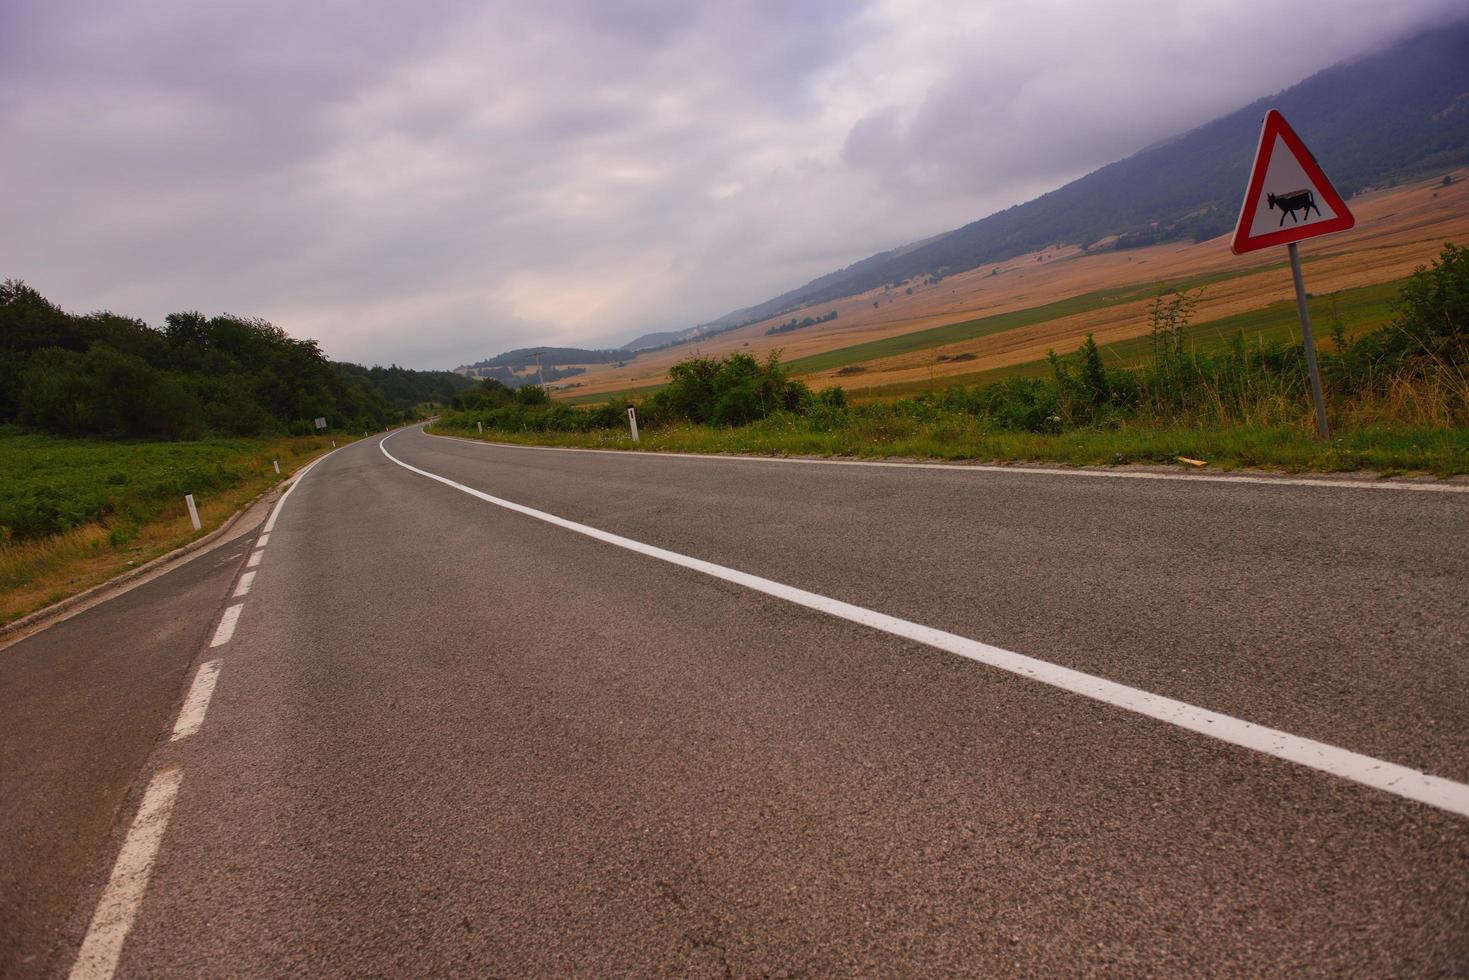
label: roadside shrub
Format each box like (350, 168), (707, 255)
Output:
(649, 351), (810, 427)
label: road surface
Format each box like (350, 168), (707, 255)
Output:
(5, 426), (1467, 976)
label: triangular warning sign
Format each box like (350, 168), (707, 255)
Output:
(1231, 109), (1354, 255)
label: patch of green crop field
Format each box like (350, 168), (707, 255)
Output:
(561, 383), (664, 406)
(783, 258), (1300, 377)
(850, 277), (1403, 402)
(0, 430), (314, 541)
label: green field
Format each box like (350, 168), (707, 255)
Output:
(559, 257), (1311, 405)
(1, 430), (347, 623)
(852, 278), (1402, 401)
(780, 258), (1303, 377)
(0, 430), (335, 542)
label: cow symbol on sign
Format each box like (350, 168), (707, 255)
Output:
(1266, 189), (1321, 227)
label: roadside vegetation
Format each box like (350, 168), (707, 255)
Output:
(0, 280), (471, 439)
(0, 432), (345, 624)
(0, 281), (468, 623)
(434, 244), (1469, 476)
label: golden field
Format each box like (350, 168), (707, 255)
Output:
(560, 170), (1469, 399)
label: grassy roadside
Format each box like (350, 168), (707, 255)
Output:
(428, 418), (1468, 478)
(557, 257), (1320, 405)
(849, 279), (1403, 401)
(0, 432), (354, 626)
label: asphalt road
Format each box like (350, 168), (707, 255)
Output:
(9, 427), (1469, 976)
(0, 503), (266, 977)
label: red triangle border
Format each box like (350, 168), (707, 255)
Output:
(1231, 109), (1354, 255)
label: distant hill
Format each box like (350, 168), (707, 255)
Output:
(454, 346), (629, 387)
(636, 20), (1469, 347)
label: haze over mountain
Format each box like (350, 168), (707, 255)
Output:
(613, 20), (1469, 355)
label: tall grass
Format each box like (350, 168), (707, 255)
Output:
(436, 245), (1468, 476)
(1, 433), (343, 622)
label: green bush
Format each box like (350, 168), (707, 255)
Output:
(648, 351), (811, 426)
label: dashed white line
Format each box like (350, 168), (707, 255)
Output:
(430, 429), (1469, 494)
(170, 661), (222, 741)
(68, 767), (183, 980)
(382, 430), (1469, 818)
(232, 570), (256, 598)
(246, 550), (263, 568)
(210, 604), (243, 648)
(256, 533), (270, 547)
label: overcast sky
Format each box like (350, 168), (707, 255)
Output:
(2, 1), (1462, 369)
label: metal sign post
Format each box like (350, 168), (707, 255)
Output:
(1231, 109), (1355, 440)
(1287, 243), (1330, 438)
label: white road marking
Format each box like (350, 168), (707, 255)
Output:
(263, 448), (336, 534)
(430, 430), (1469, 494)
(256, 533), (270, 547)
(68, 767), (183, 980)
(382, 431), (1469, 818)
(246, 550), (263, 568)
(233, 570), (256, 598)
(210, 604), (242, 648)
(170, 661), (222, 741)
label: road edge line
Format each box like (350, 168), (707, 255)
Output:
(382, 430), (1469, 818)
(423, 427), (1469, 494)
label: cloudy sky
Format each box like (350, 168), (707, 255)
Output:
(2, 0), (1462, 369)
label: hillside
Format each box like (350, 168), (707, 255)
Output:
(647, 21), (1469, 346)
(454, 346), (628, 388)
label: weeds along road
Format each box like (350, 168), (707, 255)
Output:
(10, 425), (1469, 976)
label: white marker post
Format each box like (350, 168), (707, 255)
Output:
(1231, 109), (1355, 439)
(184, 494), (201, 531)
(273, 459), (281, 475)
(627, 407), (639, 443)
(477, 420), (483, 434)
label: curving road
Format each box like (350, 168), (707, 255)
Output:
(5, 426), (1468, 976)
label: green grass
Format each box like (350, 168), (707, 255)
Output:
(562, 382), (664, 406)
(433, 416), (1467, 477)
(556, 259), (1307, 405)
(1, 430), (349, 623)
(0, 430), (328, 542)
(853, 278), (1402, 401)
(781, 258), (1301, 376)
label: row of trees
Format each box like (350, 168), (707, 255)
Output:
(1, 281), (474, 439)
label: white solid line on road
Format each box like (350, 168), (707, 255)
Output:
(256, 533), (270, 547)
(210, 604), (242, 648)
(246, 550), (263, 568)
(68, 766), (184, 980)
(429, 430), (1469, 494)
(233, 570), (256, 598)
(382, 431), (1469, 818)
(170, 661), (222, 741)
(262, 444), (341, 534)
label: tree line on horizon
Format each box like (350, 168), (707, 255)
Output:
(0, 280), (474, 440)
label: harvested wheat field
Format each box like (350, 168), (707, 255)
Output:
(562, 170), (1469, 400)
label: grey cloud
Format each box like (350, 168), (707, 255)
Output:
(2, 1), (1464, 369)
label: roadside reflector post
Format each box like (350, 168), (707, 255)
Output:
(627, 406), (639, 443)
(1230, 109), (1354, 442)
(184, 494), (201, 531)
(273, 459), (280, 475)
(1288, 243), (1330, 439)
(477, 420), (483, 434)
